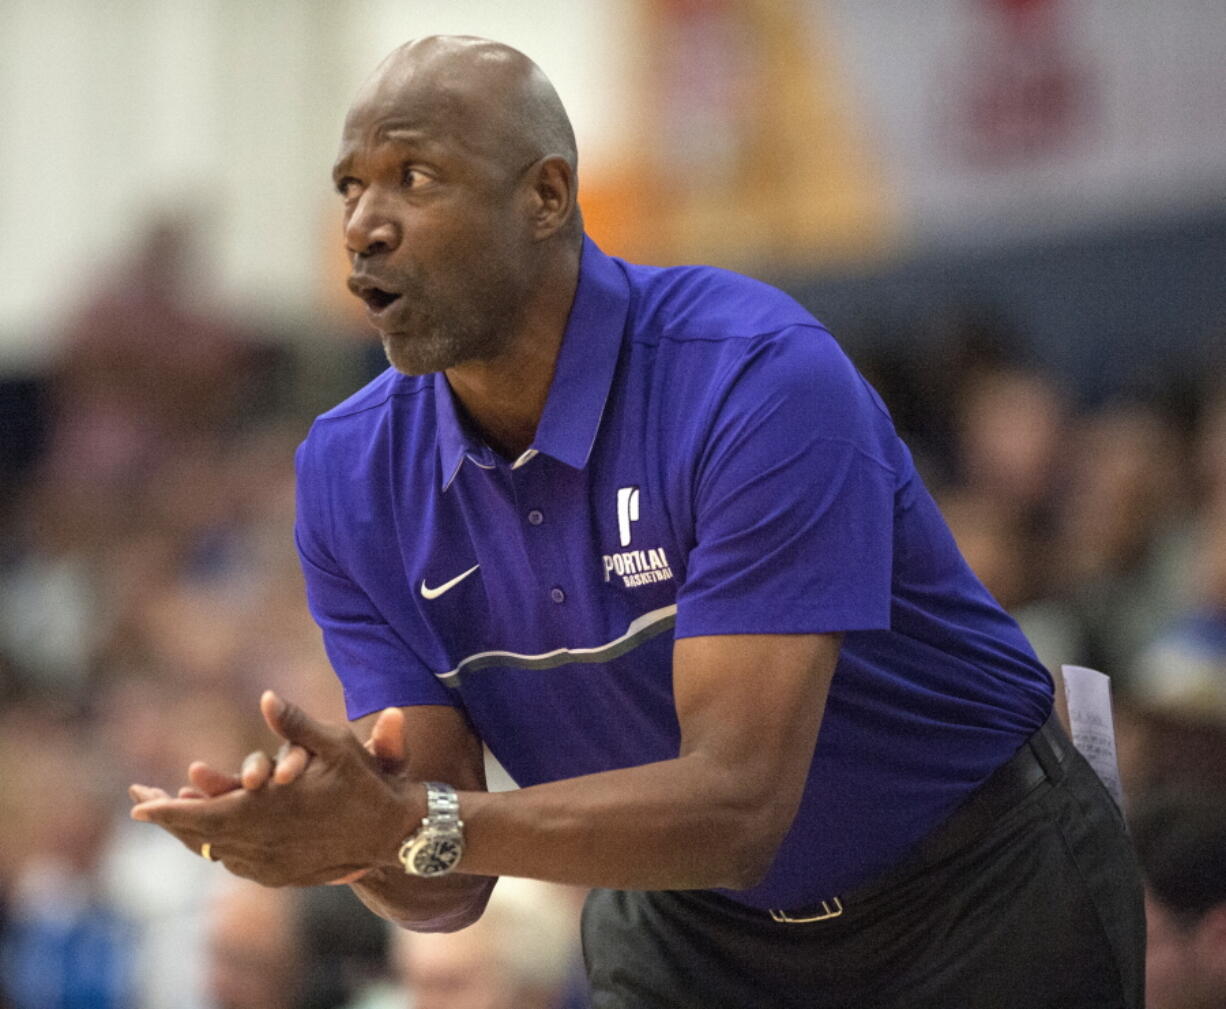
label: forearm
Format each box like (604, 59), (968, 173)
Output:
(350, 866), (495, 932)
(450, 751), (798, 892)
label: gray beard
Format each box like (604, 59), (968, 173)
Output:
(379, 271), (522, 375)
(381, 325), (497, 375)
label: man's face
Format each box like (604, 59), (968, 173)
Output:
(333, 74), (535, 375)
(401, 928), (515, 1009)
(206, 883), (297, 1009)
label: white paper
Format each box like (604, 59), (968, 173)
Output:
(1061, 665), (1124, 808)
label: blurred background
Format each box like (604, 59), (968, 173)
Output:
(1, 1), (1224, 1007)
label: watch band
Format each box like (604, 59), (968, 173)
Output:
(397, 781), (465, 877)
(423, 781), (461, 828)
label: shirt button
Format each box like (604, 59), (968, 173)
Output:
(550, 587), (566, 604)
(527, 509), (544, 526)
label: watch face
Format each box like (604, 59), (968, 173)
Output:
(411, 836), (463, 877)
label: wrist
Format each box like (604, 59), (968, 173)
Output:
(396, 782), (466, 877)
(374, 778), (428, 869)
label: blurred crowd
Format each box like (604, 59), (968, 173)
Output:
(0, 221), (1224, 1009)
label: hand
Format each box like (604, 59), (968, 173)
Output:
(178, 706), (406, 798)
(129, 692), (419, 887)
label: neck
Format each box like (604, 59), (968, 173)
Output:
(443, 243), (581, 459)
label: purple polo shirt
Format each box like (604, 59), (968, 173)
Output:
(294, 238), (1053, 909)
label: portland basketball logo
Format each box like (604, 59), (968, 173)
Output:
(603, 486), (674, 588)
(616, 486), (640, 546)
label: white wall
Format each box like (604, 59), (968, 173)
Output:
(1, 0), (1223, 362)
(822, 0), (1226, 247)
(0, 0), (629, 364)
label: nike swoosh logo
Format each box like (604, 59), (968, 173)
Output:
(420, 563), (481, 600)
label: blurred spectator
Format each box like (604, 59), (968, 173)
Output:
(206, 878), (392, 1009)
(97, 673), (254, 1009)
(1054, 401), (1195, 682)
(0, 709), (136, 1009)
(40, 212), (252, 496)
(1131, 789), (1226, 1009)
(955, 366), (1069, 523)
(393, 879), (585, 1009)
(207, 878), (298, 1009)
(939, 488), (1084, 676)
(0, 196), (1221, 1008)
(1197, 392), (1226, 502)
(1132, 502), (1226, 720)
(852, 307), (1023, 485)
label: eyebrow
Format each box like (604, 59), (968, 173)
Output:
(331, 153), (354, 184)
(331, 127), (435, 184)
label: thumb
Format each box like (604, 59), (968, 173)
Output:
(367, 707), (408, 771)
(260, 691), (346, 756)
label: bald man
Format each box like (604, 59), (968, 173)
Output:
(132, 36), (1144, 1008)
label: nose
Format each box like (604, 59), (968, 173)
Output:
(344, 189), (400, 258)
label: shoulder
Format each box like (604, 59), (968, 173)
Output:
(296, 367), (433, 483)
(617, 258), (868, 405)
(302, 368), (428, 448)
(617, 258), (889, 426)
(617, 258), (821, 349)
(315, 367), (428, 425)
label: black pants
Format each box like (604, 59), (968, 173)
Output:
(582, 718), (1144, 1008)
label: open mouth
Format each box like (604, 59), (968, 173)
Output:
(359, 287), (401, 312)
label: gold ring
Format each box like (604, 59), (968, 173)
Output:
(201, 842), (216, 861)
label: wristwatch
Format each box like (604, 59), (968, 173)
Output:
(397, 782), (465, 877)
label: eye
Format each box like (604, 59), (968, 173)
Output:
(335, 176), (360, 200)
(401, 164), (433, 189)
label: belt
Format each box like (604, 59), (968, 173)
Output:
(768, 712), (1069, 924)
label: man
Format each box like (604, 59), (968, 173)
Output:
(392, 878), (579, 1009)
(130, 35), (1144, 1008)
(206, 877), (391, 1009)
(1132, 790), (1226, 1009)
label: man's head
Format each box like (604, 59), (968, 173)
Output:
(334, 36), (581, 375)
(1132, 790), (1226, 1009)
(394, 878), (577, 1009)
(206, 879), (298, 1009)
(206, 879), (390, 1009)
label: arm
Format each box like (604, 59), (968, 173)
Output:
(132, 632), (838, 897)
(130, 329), (868, 897)
(454, 631), (839, 890)
(345, 703), (495, 931)
(130, 699), (496, 932)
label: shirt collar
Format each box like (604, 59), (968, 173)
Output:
(435, 237), (629, 490)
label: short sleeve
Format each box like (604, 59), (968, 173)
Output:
(295, 436), (458, 719)
(674, 330), (898, 638)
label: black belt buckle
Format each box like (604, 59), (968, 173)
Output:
(768, 896), (844, 924)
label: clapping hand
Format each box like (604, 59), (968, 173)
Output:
(129, 692), (417, 887)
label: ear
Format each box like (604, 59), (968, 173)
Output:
(525, 156), (577, 240)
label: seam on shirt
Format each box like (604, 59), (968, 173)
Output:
(641, 322), (898, 431)
(437, 604), (678, 688)
(633, 320), (832, 348)
(802, 435), (899, 478)
(314, 378), (431, 424)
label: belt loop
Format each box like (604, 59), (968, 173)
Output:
(768, 897), (844, 924)
(1029, 720), (1064, 784)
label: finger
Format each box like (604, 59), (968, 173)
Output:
(260, 690), (348, 756)
(131, 793), (194, 822)
(369, 707), (407, 770)
(129, 784), (172, 805)
(272, 744), (310, 785)
(240, 751), (273, 791)
(178, 787), (207, 799)
(188, 761), (242, 797)
(326, 868), (371, 886)
(130, 791), (236, 831)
